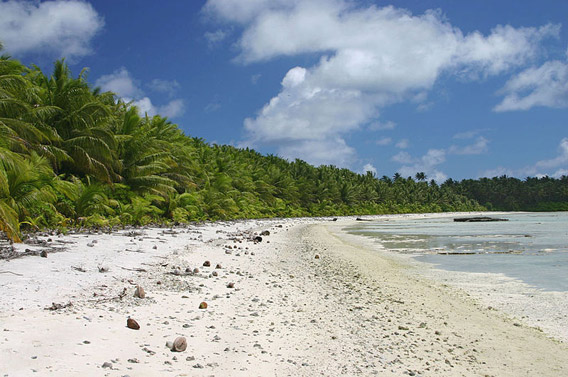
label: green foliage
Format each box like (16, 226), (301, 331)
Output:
(0, 56), (564, 243)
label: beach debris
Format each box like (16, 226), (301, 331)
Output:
(356, 217), (372, 221)
(97, 265), (109, 273)
(0, 270), (23, 276)
(40, 250), (48, 258)
(203, 260), (211, 267)
(71, 266), (86, 272)
(199, 301), (208, 309)
(134, 285), (146, 299)
(127, 318), (140, 330)
(120, 266), (147, 272)
(166, 336), (187, 352)
(45, 301), (72, 311)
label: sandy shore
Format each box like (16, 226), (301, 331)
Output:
(1, 215), (567, 376)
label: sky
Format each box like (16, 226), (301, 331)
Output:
(0, 0), (567, 181)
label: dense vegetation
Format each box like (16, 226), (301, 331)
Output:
(0, 53), (566, 242)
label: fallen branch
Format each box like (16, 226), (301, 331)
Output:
(0, 270), (23, 276)
(119, 266), (147, 272)
(88, 287), (128, 303)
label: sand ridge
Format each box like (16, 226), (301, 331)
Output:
(0, 216), (567, 376)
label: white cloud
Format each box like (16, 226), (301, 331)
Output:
(159, 99), (185, 118)
(205, 0), (557, 167)
(95, 68), (142, 98)
(368, 120), (396, 131)
(481, 166), (515, 178)
(204, 29), (229, 46)
(396, 139), (409, 149)
(148, 79), (181, 97)
(278, 137), (356, 167)
(375, 137), (392, 146)
(0, 0), (103, 59)
(363, 163), (377, 175)
(396, 149), (448, 182)
(495, 59), (568, 111)
(251, 73), (262, 84)
(391, 151), (413, 164)
(535, 137), (568, 169)
(204, 101), (221, 113)
(449, 136), (489, 155)
(482, 138), (568, 178)
(95, 68), (185, 118)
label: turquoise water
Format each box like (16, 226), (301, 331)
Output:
(347, 212), (568, 292)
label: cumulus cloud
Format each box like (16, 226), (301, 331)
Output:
(205, 0), (557, 167)
(204, 29), (229, 47)
(278, 138), (356, 167)
(449, 136), (489, 155)
(368, 120), (396, 131)
(95, 68), (142, 98)
(495, 59), (568, 111)
(396, 139), (410, 149)
(148, 79), (181, 97)
(394, 149), (448, 182)
(0, 0), (103, 59)
(482, 138), (568, 178)
(535, 137), (568, 169)
(95, 68), (185, 118)
(375, 137), (392, 146)
(363, 163), (377, 175)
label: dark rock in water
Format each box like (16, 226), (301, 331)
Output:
(356, 217), (372, 221)
(199, 301), (208, 309)
(260, 230), (270, 236)
(453, 217), (508, 222)
(203, 260), (211, 267)
(253, 236), (262, 243)
(332, 218), (338, 221)
(40, 250), (48, 258)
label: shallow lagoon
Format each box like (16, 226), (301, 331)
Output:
(348, 212), (568, 292)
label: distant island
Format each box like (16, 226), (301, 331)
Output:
(1, 56), (567, 243)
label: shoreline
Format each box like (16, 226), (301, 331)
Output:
(337, 211), (568, 344)
(1, 214), (567, 376)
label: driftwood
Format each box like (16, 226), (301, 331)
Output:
(0, 270), (23, 276)
(119, 266), (147, 272)
(88, 287), (128, 303)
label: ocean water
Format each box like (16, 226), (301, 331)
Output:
(347, 212), (568, 292)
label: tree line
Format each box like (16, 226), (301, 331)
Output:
(0, 54), (565, 242)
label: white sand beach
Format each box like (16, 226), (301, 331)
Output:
(1, 215), (567, 376)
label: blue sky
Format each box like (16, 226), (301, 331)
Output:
(1, 0), (567, 181)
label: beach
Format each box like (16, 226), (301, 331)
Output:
(1, 215), (567, 376)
